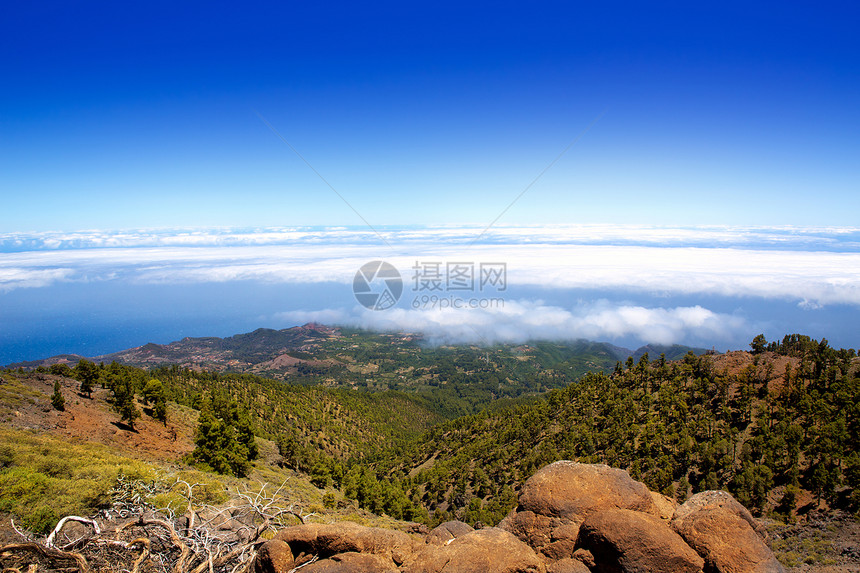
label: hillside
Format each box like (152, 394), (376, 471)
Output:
(2, 332), (859, 570)
(0, 369), (420, 539)
(373, 339), (859, 532)
(9, 324), (707, 418)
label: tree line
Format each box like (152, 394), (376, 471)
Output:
(374, 335), (859, 525)
(29, 333), (859, 527)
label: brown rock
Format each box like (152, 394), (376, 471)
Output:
(499, 510), (562, 553)
(547, 557), (591, 573)
(253, 539), (295, 573)
(572, 548), (595, 568)
(501, 462), (659, 557)
(301, 552), (399, 572)
(518, 462), (659, 520)
(672, 507), (785, 573)
(426, 520), (474, 545)
(541, 537), (579, 561)
(271, 522), (416, 566)
(673, 491), (768, 540)
(404, 527), (544, 573)
(650, 491), (678, 521)
(578, 508), (704, 573)
(541, 523), (582, 561)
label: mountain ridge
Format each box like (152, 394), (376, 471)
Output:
(7, 323), (708, 377)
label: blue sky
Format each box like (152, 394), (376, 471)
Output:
(3, 1), (858, 230)
(1, 2), (859, 362)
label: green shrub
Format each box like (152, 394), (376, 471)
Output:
(322, 491), (337, 509)
(148, 470), (229, 514)
(0, 443), (14, 468)
(0, 428), (157, 533)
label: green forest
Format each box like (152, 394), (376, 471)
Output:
(5, 333), (860, 531)
(377, 335), (860, 525)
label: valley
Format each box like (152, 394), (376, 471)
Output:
(1, 328), (858, 571)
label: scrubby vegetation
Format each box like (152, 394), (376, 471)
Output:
(0, 428), (157, 533)
(373, 335), (859, 526)
(1, 330), (858, 563)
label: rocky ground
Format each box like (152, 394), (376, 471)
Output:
(1, 372), (197, 461)
(252, 461), (839, 573)
(768, 510), (860, 572)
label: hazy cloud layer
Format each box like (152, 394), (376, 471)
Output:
(1, 225), (858, 349)
(2, 232), (859, 307)
(275, 300), (747, 347)
(2, 224), (860, 252)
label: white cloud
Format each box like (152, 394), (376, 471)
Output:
(273, 300), (747, 347)
(3, 223), (859, 251)
(0, 267), (75, 292)
(6, 225), (858, 352)
(2, 225), (860, 308)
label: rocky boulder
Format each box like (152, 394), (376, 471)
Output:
(403, 527), (544, 573)
(517, 462), (659, 520)
(546, 557), (591, 573)
(254, 522), (416, 572)
(673, 490), (768, 540)
(252, 538), (295, 573)
(649, 491), (678, 521)
(672, 505), (785, 573)
(254, 463), (784, 573)
(300, 552), (399, 572)
(500, 461), (660, 557)
(577, 508), (704, 573)
(545, 549), (594, 573)
(425, 520), (474, 545)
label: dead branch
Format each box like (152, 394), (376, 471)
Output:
(229, 551), (257, 573)
(131, 517), (191, 573)
(0, 542), (89, 573)
(236, 480), (313, 529)
(125, 537), (150, 573)
(287, 555), (319, 572)
(187, 540), (254, 573)
(2, 566), (38, 573)
(3, 477), (318, 573)
(8, 521), (31, 543)
(45, 516), (101, 549)
(171, 479), (202, 532)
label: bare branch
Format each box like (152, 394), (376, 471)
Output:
(0, 542), (89, 573)
(125, 537), (150, 573)
(45, 516), (101, 548)
(2, 476), (315, 573)
(8, 520), (32, 542)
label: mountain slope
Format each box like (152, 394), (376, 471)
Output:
(9, 325), (708, 418)
(377, 342), (860, 527)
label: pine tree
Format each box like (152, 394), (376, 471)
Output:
(191, 397), (255, 477)
(750, 334), (767, 354)
(142, 379), (167, 424)
(676, 475), (690, 503)
(112, 376), (140, 429)
(232, 407), (259, 461)
(75, 359), (99, 398)
(193, 401), (231, 474)
(51, 380), (65, 411)
(277, 431), (302, 469)
(153, 398), (168, 425)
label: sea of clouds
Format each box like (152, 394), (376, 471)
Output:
(1, 224), (858, 360)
